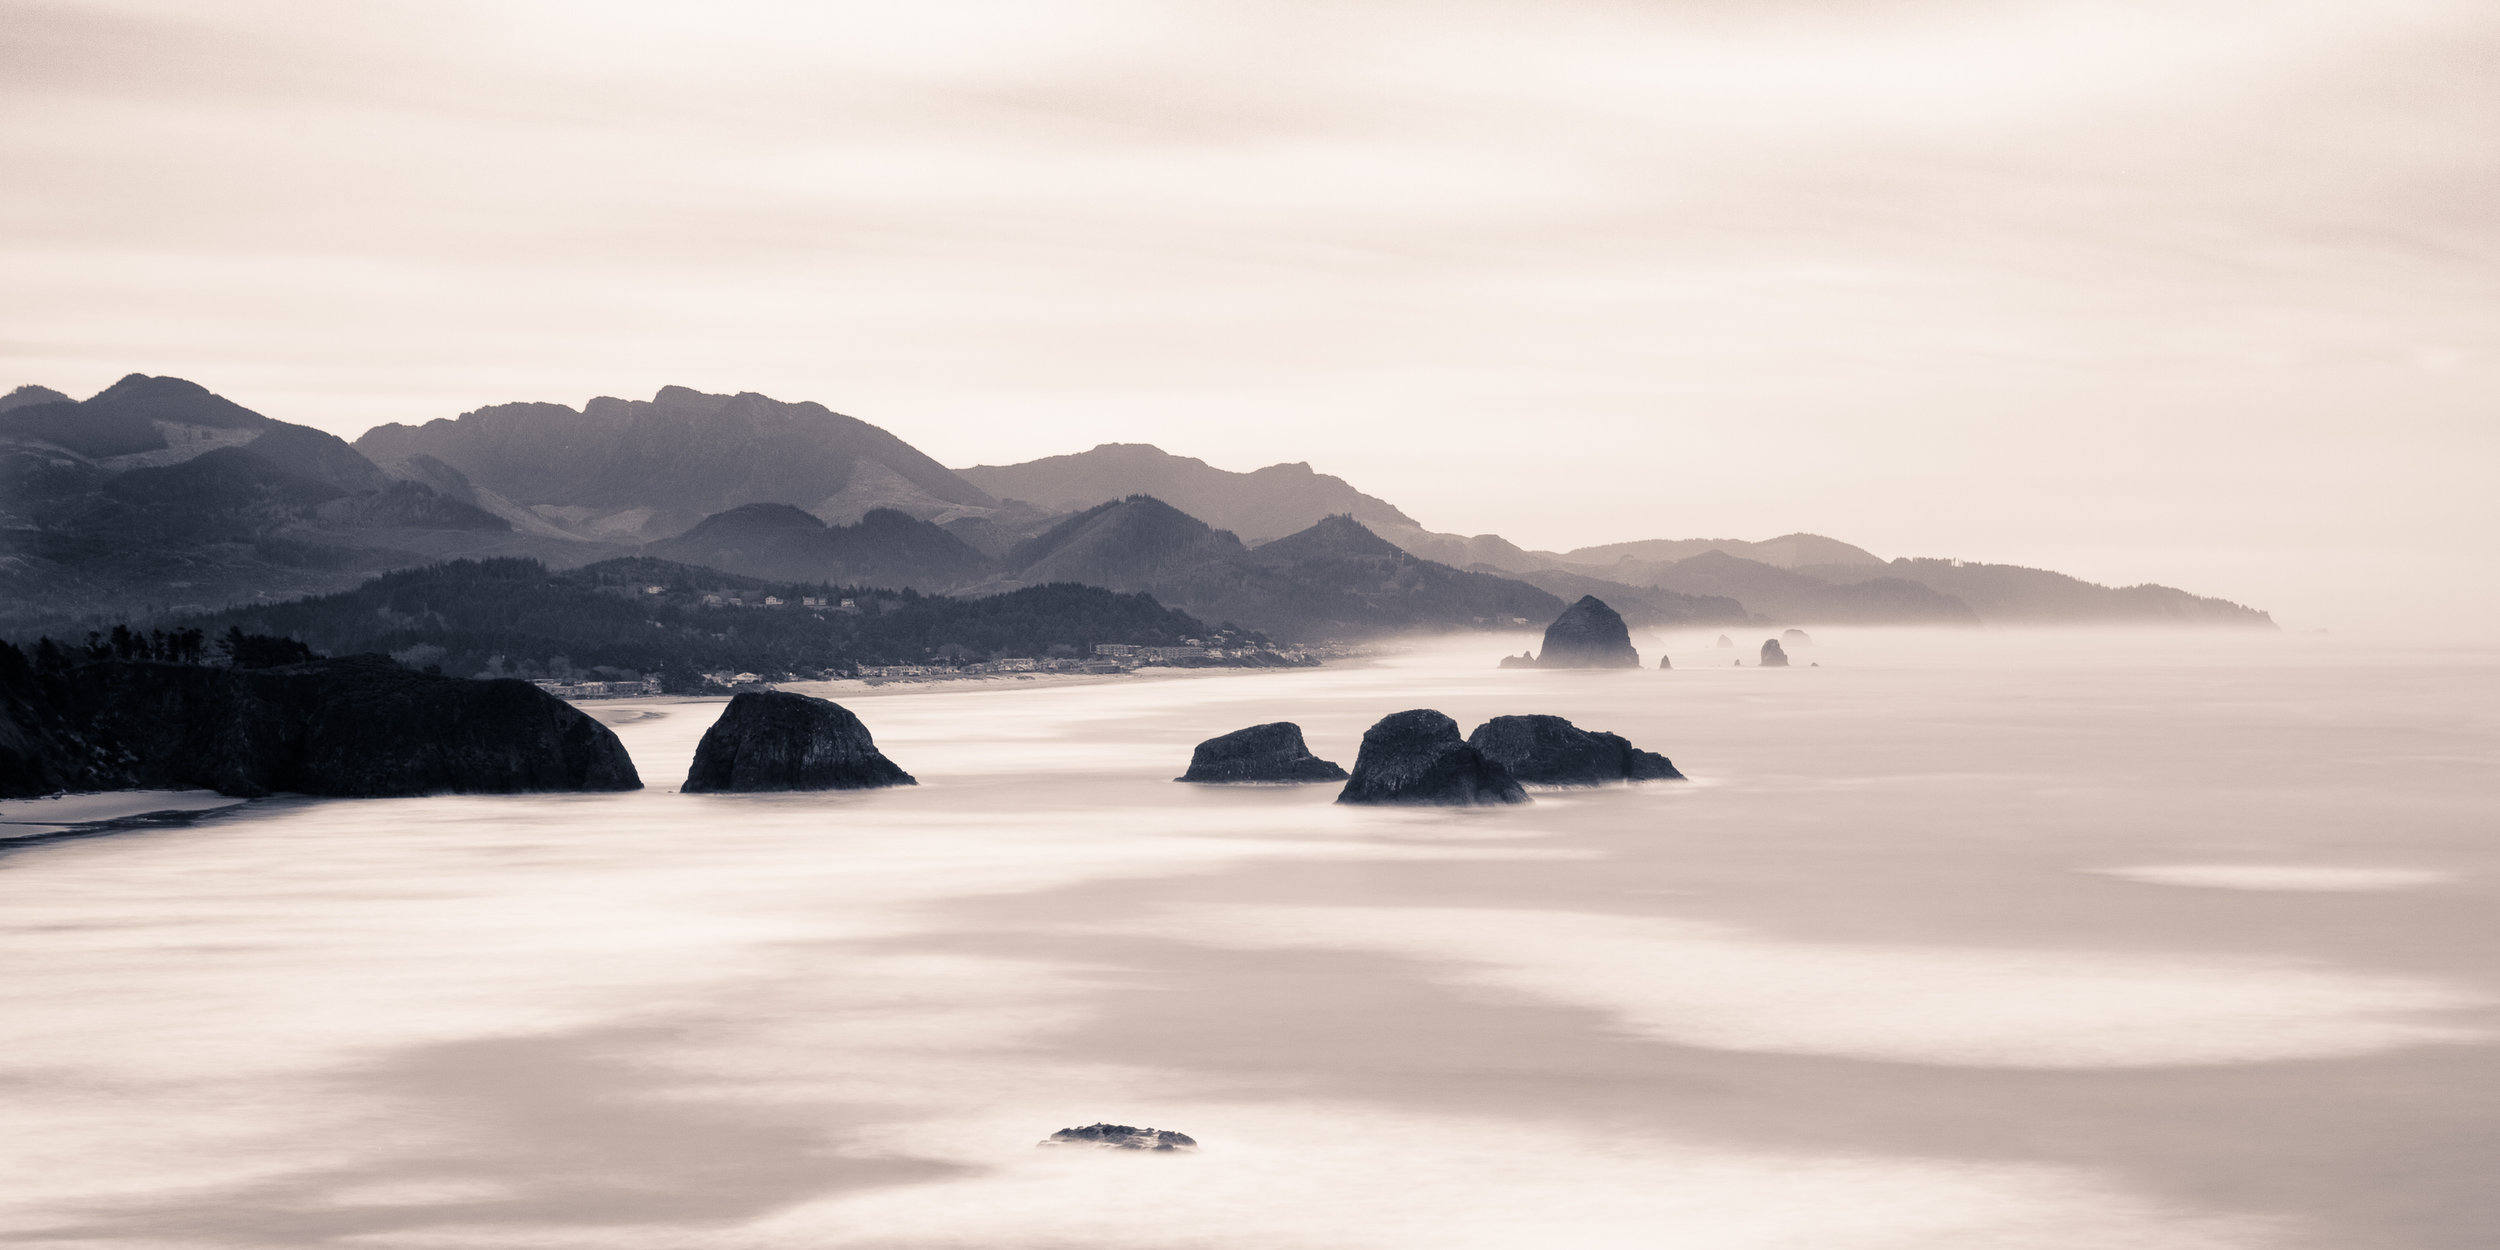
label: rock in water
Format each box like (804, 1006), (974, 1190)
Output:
(2, 655), (640, 798)
(1658, 654), (1672, 670)
(1337, 709), (1529, 806)
(1496, 651), (1537, 670)
(1535, 596), (1640, 668)
(683, 691), (914, 792)
(1760, 639), (1791, 667)
(1177, 721), (1346, 783)
(1782, 628), (1815, 647)
(1039, 1123), (1199, 1152)
(1715, 634), (1734, 648)
(1467, 714), (1683, 785)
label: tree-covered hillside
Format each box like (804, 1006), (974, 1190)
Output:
(156, 556), (1253, 689)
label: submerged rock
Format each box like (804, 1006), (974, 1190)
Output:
(0, 654), (640, 799)
(1467, 714), (1683, 785)
(1534, 596), (1640, 668)
(1178, 721), (1346, 783)
(1782, 628), (1815, 647)
(1337, 709), (1529, 806)
(683, 691), (914, 792)
(1760, 639), (1791, 668)
(1039, 1123), (1199, 1152)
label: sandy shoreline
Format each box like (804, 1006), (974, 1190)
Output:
(0, 790), (249, 841)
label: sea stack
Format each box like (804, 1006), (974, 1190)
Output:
(1467, 715), (1683, 785)
(683, 691), (915, 792)
(1760, 639), (1791, 668)
(1337, 709), (1529, 806)
(1533, 596), (1640, 668)
(1782, 628), (1814, 647)
(1177, 722), (1346, 783)
(1659, 654), (1672, 669)
(1715, 635), (1734, 648)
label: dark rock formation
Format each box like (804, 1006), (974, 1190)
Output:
(1782, 628), (1814, 647)
(1336, 709), (1528, 806)
(1659, 654), (1672, 669)
(1467, 715), (1683, 785)
(1533, 596), (1640, 668)
(682, 691), (914, 792)
(1177, 721), (1346, 783)
(1039, 1123), (1198, 1152)
(1760, 639), (1791, 667)
(0, 653), (640, 799)
(1497, 651), (1536, 669)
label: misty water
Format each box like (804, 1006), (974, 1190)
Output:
(3, 631), (2495, 1249)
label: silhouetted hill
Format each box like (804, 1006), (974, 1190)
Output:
(1202, 515), (1565, 639)
(1009, 495), (1250, 587)
(646, 504), (997, 591)
(1557, 533), (1885, 570)
(1504, 566), (1750, 627)
(1803, 558), (2276, 627)
(1606, 550), (1980, 626)
(958, 443), (1413, 544)
(0, 385), (70, 413)
(358, 385), (1002, 542)
(0, 376), (596, 630)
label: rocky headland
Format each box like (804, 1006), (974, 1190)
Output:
(0, 650), (640, 799)
(1177, 722), (1346, 783)
(682, 691), (915, 792)
(1337, 709), (1529, 806)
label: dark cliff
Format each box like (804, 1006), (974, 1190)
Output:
(0, 652), (640, 799)
(682, 691), (914, 792)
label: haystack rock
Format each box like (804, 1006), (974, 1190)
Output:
(1782, 628), (1815, 647)
(1337, 709), (1529, 806)
(1715, 635), (1734, 648)
(682, 691), (915, 792)
(1177, 722), (1346, 783)
(1534, 596), (1640, 668)
(1039, 1124), (1199, 1152)
(1658, 654), (1672, 669)
(1467, 715), (1683, 785)
(1760, 639), (1791, 668)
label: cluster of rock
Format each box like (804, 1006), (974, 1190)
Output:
(1038, 1124), (1199, 1152)
(1176, 722), (1346, 783)
(1467, 714), (1682, 784)
(1176, 709), (1681, 805)
(682, 691), (915, 792)
(0, 653), (640, 799)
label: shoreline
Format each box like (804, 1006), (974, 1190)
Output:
(0, 790), (249, 842)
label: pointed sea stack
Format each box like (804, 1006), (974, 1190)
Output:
(1534, 596), (1640, 668)
(1177, 722), (1347, 783)
(1659, 654), (1672, 670)
(1468, 715), (1682, 785)
(683, 691), (915, 792)
(1337, 709), (1528, 806)
(1760, 639), (1791, 668)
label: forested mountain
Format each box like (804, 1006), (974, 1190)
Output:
(957, 443), (1413, 544)
(646, 504), (997, 591)
(1557, 533), (1886, 571)
(163, 557), (1239, 688)
(356, 385), (1005, 543)
(1800, 558), (2276, 626)
(0, 375), (607, 631)
(1592, 550), (1980, 626)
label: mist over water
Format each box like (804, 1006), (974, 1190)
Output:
(2, 630), (2495, 1248)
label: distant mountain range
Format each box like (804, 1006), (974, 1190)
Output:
(0, 375), (2277, 638)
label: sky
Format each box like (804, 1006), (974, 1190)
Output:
(3, 0), (2494, 630)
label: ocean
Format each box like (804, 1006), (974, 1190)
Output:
(3, 629), (2493, 1248)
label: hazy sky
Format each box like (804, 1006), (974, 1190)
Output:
(4, 0), (2494, 629)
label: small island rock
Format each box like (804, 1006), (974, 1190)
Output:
(1039, 1123), (1199, 1152)
(1659, 654), (1672, 670)
(1337, 709), (1529, 806)
(1177, 722), (1346, 783)
(683, 691), (914, 792)
(1533, 596), (1641, 668)
(1467, 714), (1684, 785)
(1715, 634), (1734, 648)
(1496, 651), (1537, 670)
(1782, 628), (1815, 647)
(1760, 639), (1791, 668)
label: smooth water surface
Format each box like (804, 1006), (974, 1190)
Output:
(3, 630), (2494, 1248)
